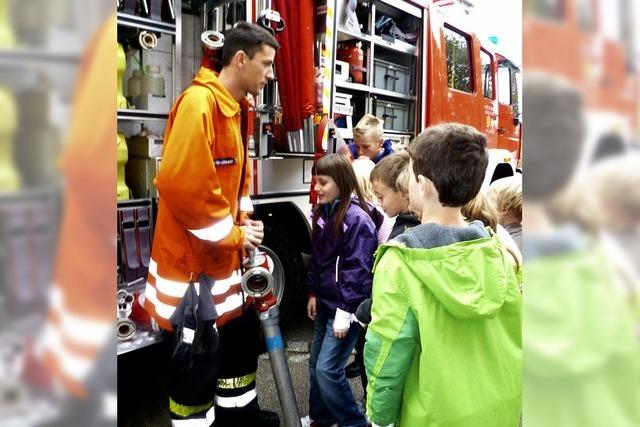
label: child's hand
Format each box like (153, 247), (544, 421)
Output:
(334, 329), (347, 339)
(307, 297), (317, 321)
(333, 308), (352, 338)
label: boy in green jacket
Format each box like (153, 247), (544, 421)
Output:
(364, 123), (522, 427)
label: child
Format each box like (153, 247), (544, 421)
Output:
(370, 151), (421, 240)
(346, 152), (422, 385)
(303, 154), (377, 427)
(489, 177), (523, 250)
(348, 114), (394, 162)
(364, 123), (522, 427)
(463, 191), (522, 266)
(351, 157), (394, 243)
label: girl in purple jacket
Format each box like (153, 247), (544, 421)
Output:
(303, 154), (377, 427)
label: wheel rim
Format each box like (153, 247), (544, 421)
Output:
(259, 245), (286, 305)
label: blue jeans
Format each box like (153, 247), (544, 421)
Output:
(309, 307), (368, 427)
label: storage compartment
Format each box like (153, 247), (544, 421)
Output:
(373, 98), (412, 132)
(126, 157), (161, 199)
(334, 93), (354, 139)
(373, 58), (412, 94)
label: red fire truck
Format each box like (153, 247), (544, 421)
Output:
(116, 0), (523, 326)
(239, 0), (522, 319)
(524, 0), (638, 163)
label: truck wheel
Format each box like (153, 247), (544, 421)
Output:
(260, 228), (304, 323)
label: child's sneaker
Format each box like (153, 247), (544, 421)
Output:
(300, 415), (338, 427)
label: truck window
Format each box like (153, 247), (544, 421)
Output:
(498, 64), (511, 105)
(578, 0), (595, 31)
(480, 49), (494, 99)
(444, 25), (473, 93)
(525, 0), (565, 21)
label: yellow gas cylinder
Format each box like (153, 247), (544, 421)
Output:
(0, 87), (21, 191)
(117, 43), (128, 109)
(0, 0), (16, 48)
(117, 132), (131, 200)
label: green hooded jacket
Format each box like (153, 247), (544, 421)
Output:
(364, 225), (522, 427)
(523, 229), (640, 427)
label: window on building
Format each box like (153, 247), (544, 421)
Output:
(444, 26), (473, 93)
(480, 49), (494, 99)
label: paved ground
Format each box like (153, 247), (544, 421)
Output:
(118, 306), (364, 426)
(255, 314), (365, 421)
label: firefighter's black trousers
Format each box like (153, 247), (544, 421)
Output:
(167, 309), (262, 427)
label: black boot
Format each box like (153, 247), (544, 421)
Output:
(345, 360), (361, 379)
(260, 409), (280, 427)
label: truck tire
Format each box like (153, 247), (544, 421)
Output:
(260, 227), (304, 323)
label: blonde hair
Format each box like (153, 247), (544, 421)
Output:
(351, 158), (376, 202)
(462, 192), (498, 232)
(490, 178), (523, 221)
(591, 154), (640, 224)
(353, 114), (384, 140)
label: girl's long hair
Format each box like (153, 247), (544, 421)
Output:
(312, 154), (371, 237)
(462, 192), (498, 232)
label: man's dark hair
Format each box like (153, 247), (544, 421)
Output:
(407, 123), (488, 207)
(221, 21), (280, 66)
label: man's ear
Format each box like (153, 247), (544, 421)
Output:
(378, 137), (384, 148)
(234, 50), (247, 68)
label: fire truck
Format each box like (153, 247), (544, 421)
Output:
(116, 0), (522, 332)
(524, 0), (638, 164)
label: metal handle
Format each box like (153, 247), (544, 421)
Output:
(384, 74), (399, 81)
(383, 113), (398, 119)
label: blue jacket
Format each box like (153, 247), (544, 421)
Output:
(348, 139), (394, 163)
(307, 199), (378, 315)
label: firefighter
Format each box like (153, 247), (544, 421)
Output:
(143, 22), (280, 427)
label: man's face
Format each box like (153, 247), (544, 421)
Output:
(354, 130), (383, 159)
(242, 44), (276, 96)
(372, 180), (407, 217)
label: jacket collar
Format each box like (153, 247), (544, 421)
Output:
(192, 66), (240, 117)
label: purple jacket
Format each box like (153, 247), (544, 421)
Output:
(307, 199), (378, 316)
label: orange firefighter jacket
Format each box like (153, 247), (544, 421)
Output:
(144, 67), (253, 331)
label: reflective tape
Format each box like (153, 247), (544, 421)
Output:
(182, 327), (195, 344)
(145, 282), (246, 321)
(215, 293), (244, 316)
(240, 196), (254, 212)
(215, 388), (257, 408)
(149, 260), (241, 298)
(42, 323), (93, 382)
(170, 403), (215, 427)
(49, 286), (112, 348)
(217, 372), (256, 389)
(188, 215), (233, 242)
(170, 397), (214, 418)
(149, 259), (242, 298)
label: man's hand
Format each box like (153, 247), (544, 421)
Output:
(240, 219), (264, 250)
(307, 297), (317, 321)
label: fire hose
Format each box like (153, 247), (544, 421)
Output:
(241, 249), (302, 427)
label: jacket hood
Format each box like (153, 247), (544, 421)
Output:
(192, 66), (240, 117)
(375, 222), (512, 319)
